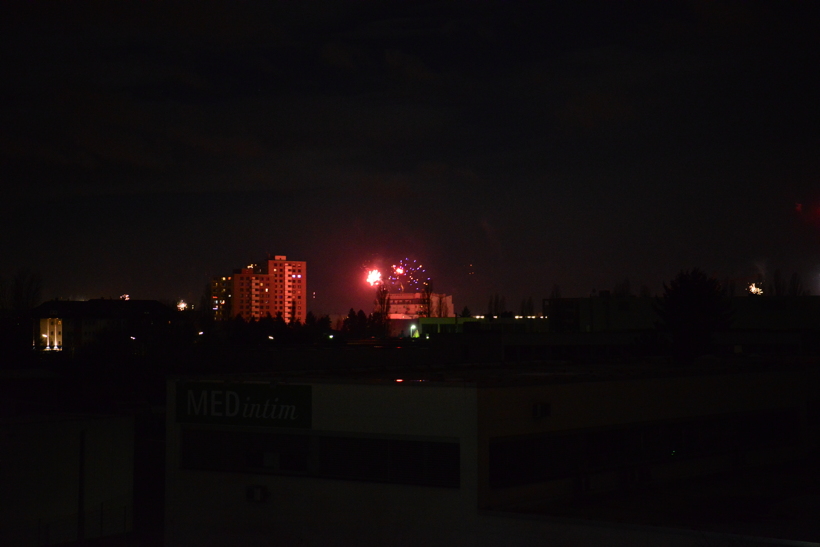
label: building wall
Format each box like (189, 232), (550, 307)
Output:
(209, 277), (231, 321)
(165, 370), (819, 546)
(476, 370), (818, 509)
(166, 380), (479, 547)
(37, 318), (62, 350)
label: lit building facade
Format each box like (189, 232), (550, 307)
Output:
(211, 256), (307, 324)
(387, 292), (453, 319)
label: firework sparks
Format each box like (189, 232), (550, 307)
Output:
(366, 269), (383, 286)
(389, 258), (429, 292)
(748, 282), (763, 295)
(363, 257), (431, 292)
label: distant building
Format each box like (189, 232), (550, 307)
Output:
(210, 276), (232, 322)
(210, 256), (307, 324)
(31, 299), (172, 352)
(387, 292), (453, 319)
(380, 292), (454, 338)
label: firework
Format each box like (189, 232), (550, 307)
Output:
(363, 257), (431, 292)
(388, 258), (429, 292)
(366, 269), (383, 286)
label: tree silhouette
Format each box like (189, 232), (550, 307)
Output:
(721, 277), (736, 297)
(316, 314), (331, 332)
(519, 296), (534, 316)
(656, 269), (732, 361)
(421, 281), (434, 318)
(11, 269), (43, 316)
(366, 311), (389, 338)
(304, 311), (317, 329)
(788, 272), (808, 296)
(487, 293), (507, 317)
(770, 269), (786, 297)
(375, 285), (391, 317)
(460, 306), (473, 318)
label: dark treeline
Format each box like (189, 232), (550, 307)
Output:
(203, 311), (334, 347)
(0, 269), (44, 362)
(340, 308), (389, 339)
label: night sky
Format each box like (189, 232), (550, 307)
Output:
(3, 1), (820, 315)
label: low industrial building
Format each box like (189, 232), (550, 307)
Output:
(165, 362), (819, 546)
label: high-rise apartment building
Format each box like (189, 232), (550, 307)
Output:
(210, 255), (307, 323)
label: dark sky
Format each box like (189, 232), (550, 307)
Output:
(3, 1), (820, 315)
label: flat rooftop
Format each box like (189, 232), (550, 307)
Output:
(175, 354), (820, 388)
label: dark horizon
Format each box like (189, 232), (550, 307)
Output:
(3, 1), (820, 315)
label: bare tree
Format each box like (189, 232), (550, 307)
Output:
(374, 285), (392, 336)
(375, 285), (391, 317)
(422, 281), (434, 318)
(788, 272), (808, 296)
(487, 293), (508, 316)
(770, 269), (787, 297)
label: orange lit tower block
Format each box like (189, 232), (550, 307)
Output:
(211, 255), (307, 324)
